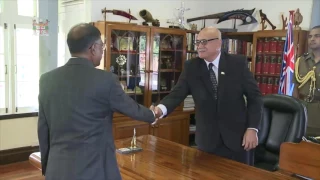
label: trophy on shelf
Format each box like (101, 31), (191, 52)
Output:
(116, 128), (143, 154)
(167, 1), (190, 29)
(293, 8), (303, 30)
(116, 55), (127, 75)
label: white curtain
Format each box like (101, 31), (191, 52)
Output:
(310, 0), (320, 28)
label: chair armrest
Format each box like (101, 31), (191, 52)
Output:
(273, 162), (279, 171)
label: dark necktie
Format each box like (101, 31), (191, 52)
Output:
(208, 63), (218, 99)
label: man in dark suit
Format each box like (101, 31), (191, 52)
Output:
(152, 27), (263, 165)
(37, 23), (156, 180)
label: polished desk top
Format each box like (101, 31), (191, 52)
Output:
(29, 135), (297, 179)
(115, 135), (295, 180)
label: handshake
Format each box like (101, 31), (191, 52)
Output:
(149, 104), (163, 126)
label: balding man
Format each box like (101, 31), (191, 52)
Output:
(37, 23), (156, 180)
(151, 27), (263, 165)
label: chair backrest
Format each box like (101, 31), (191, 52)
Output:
(255, 94), (307, 167)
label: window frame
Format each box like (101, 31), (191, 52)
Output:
(0, 0), (40, 118)
(13, 23), (40, 114)
(0, 24), (9, 115)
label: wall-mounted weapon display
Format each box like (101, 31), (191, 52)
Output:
(259, 9), (276, 30)
(294, 8), (303, 30)
(186, 8), (258, 31)
(139, 9), (160, 27)
(101, 8), (137, 23)
(281, 13), (288, 30)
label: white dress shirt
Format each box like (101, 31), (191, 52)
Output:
(204, 53), (220, 83)
(157, 53), (258, 132)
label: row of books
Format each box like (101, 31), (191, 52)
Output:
(257, 38), (285, 53)
(186, 52), (198, 60)
(256, 76), (280, 95)
(187, 33), (198, 51)
(183, 95), (194, 111)
(255, 55), (282, 75)
(222, 39), (253, 57)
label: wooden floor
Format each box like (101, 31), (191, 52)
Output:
(0, 161), (44, 180)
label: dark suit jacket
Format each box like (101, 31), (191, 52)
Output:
(38, 58), (154, 180)
(160, 51), (263, 152)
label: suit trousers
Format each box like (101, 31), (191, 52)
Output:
(211, 134), (254, 166)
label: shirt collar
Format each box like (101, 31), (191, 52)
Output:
(305, 52), (314, 61)
(204, 52), (221, 69)
(66, 57), (95, 67)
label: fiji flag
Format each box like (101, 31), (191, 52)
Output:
(278, 11), (295, 96)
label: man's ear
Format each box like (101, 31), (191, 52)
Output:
(90, 44), (97, 56)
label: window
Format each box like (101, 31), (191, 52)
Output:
(14, 25), (39, 112)
(0, 25), (6, 114)
(0, 0), (39, 115)
(17, 0), (36, 17)
(58, 32), (66, 67)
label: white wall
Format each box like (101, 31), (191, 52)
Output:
(0, 117), (39, 150)
(0, 0), (315, 151)
(58, 0), (92, 65)
(310, 0), (320, 28)
(91, 0), (313, 32)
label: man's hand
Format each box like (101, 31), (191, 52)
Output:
(242, 129), (258, 151)
(149, 105), (163, 126)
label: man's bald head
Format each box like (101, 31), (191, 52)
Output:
(196, 26), (222, 61)
(67, 23), (101, 54)
(199, 27), (222, 40)
(66, 23), (104, 67)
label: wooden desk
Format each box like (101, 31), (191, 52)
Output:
(279, 141), (320, 179)
(30, 135), (296, 179)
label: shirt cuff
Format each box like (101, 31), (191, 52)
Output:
(247, 128), (258, 132)
(157, 104), (167, 118)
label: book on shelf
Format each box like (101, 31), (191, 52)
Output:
(187, 33), (198, 51)
(183, 95), (194, 111)
(189, 124), (196, 132)
(254, 37), (285, 96)
(222, 38), (252, 57)
(256, 76), (280, 95)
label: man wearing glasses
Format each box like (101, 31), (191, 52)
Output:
(151, 27), (263, 165)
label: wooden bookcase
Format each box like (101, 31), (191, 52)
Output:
(90, 21), (310, 147)
(222, 32), (254, 71)
(183, 29), (309, 147)
(185, 30), (198, 147)
(251, 30), (309, 95)
(91, 21), (190, 145)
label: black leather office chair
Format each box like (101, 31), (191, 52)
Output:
(254, 94), (307, 171)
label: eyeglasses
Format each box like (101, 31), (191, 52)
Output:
(194, 38), (219, 46)
(101, 43), (106, 50)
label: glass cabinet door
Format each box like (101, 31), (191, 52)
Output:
(107, 27), (148, 105)
(150, 30), (185, 105)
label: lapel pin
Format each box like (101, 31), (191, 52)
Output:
(221, 72), (225, 75)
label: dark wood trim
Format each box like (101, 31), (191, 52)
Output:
(0, 146), (39, 165)
(0, 112), (38, 121)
